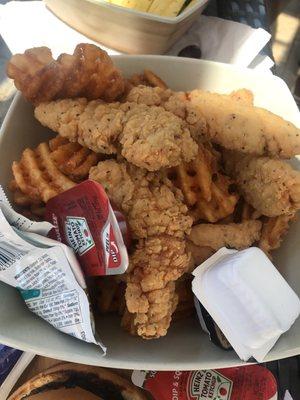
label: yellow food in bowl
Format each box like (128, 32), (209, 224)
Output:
(107, 0), (198, 17)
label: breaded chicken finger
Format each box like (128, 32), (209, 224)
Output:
(224, 151), (300, 217)
(189, 90), (300, 158)
(35, 99), (198, 171)
(90, 160), (192, 339)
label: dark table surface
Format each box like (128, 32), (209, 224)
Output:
(0, 1), (299, 399)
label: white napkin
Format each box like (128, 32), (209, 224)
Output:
(168, 15), (272, 68)
(0, 1), (273, 71)
(284, 391), (294, 400)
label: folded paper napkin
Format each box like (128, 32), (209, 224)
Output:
(0, 1), (273, 71)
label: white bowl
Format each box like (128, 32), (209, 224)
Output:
(44, 0), (209, 54)
(0, 56), (300, 370)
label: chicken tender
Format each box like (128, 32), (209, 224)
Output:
(7, 44), (125, 104)
(89, 160), (192, 338)
(90, 160), (191, 239)
(35, 99), (198, 171)
(126, 85), (207, 139)
(259, 213), (297, 255)
(189, 90), (300, 158)
(188, 220), (262, 251)
(224, 151), (300, 217)
(127, 236), (189, 338)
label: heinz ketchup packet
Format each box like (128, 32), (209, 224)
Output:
(45, 180), (129, 277)
(0, 189), (104, 352)
(132, 366), (278, 400)
(192, 247), (300, 362)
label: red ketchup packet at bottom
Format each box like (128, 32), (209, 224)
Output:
(45, 180), (129, 277)
(132, 365), (278, 400)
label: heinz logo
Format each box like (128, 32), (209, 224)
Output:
(188, 370), (232, 400)
(65, 216), (94, 255)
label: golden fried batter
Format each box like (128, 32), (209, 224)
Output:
(127, 236), (189, 338)
(7, 44), (125, 104)
(35, 99), (198, 171)
(259, 213), (297, 255)
(188, 220), (262, 251)
(126, 85), (207, 139)
(89, 159), (192, 338)
(89, 160), (192, 239)
(224, 151), (300, 217)
(189, 90), (300, 158)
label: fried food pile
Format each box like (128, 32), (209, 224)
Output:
(34, 99), (198, 171)
(7, 44), (300, 339)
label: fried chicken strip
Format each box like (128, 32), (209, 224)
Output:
(188, 220), (262, 251)
(224, 151), (300, 217)
(7, 44), (125, 104)
(35, 99), (198, 171)
(189, 90), (300, 158)
(89, 160), (192, 338)
(126, 85), (207, 139)
(259, 213), (297, 255)
(126, 85), (255, 140)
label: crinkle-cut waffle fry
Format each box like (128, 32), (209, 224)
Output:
(12, 141), (76, 204)
(186, 240), (214, 272)
(143, 70), (168, 89)
(167, 143), (239, 223)
(259, 213), (297, 255)
(7, 43), (125, 104)
(9, 180), (46, 220)
(173, 275), (195, 321)
(95, 277), (126, 314)
(232, 198), (262, 223)
(129, 69), (168, 89)
(49, 136), (100, 182)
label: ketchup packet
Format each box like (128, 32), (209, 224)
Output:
(132, 365), (278, 400)
(45, 180), (129, 277)
(0, 186), (104, 352)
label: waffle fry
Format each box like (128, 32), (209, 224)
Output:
(10, 135), (98, 218)
(7, 44), (125, 104)
(12, 142), (76, 204)
(232, 198), (262, 222)
(49, 136), (100, 182)
(173, 275), (195, 321)
(259, 213), (297, 255)
(167, 144), (239, 223)
(186, 240), (214, 272)
(129, 69), (168, 89)
(95, 277), (126, 314)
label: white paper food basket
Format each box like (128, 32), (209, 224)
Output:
(0, 56), (299, 370)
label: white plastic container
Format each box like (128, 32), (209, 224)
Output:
(44, 0), (210, 54)
(192, 247), (300, 362)
(0, 56), (300, 370)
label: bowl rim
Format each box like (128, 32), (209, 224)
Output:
(55, 0), (209, 24)
(1, 55), (300, 370)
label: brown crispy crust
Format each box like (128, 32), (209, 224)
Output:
(7, 44), (125, 104)
(8, 363), (147, 400)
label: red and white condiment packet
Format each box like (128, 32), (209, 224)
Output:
(45, 180), (129, 277)
(0, 186), (105, 352)
(132, 365), (278, 400)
